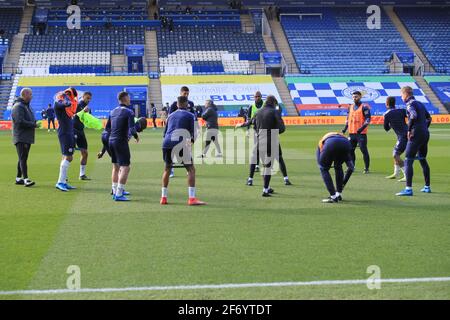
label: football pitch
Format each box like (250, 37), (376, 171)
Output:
(0, 125), (449, 300)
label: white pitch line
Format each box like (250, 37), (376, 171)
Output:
(1, 277), (449, 296)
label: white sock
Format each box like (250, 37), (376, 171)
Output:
(263, 188), (269, 193)
(16, 177), (23, 182)
(112, 183), (118, 195)
(188, 187), (196, 198)
(80, 165), (86, 177)
(58, 160), (70, 184)
(335, 192), (341, 197)
(331, 194), (338, 199)
(394, 165), (400, 175)
(248, 177), (253, 181)
(406, 186), (412, 190)
(24, 178), (30, 183)
(284, 176), (289, 181)
(117, 184), (125, 197)
(161, 187), (168, 197)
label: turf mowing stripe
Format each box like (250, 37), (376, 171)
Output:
(1, 277), (450, 296)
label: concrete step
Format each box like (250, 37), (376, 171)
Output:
(145, 30), (159, 72)
(268, 20), (299, 74)
(272, 77), (297, 116)
(263, 35), (276, 52)
(148, 78), (163, 107)
(240, 14), (254, 33)
(111, 54), (126, 72)
(4, 33), (25, 69)
(20, 6), (34, 33)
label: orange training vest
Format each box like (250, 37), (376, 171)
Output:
(318, 132), (345, 152)
(56, 89), (78, 118)
(348, 104), (369, 134)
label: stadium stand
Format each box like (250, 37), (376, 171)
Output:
(157, 8), (267, 75)
(280, 7), (411, 75)
(285, 75), (441, 116)
(0, 5), (23, 117)
(19, 4), (149, 74)
(1, 1), (448, 120)
(395, 7), (450, 73)
(0, 8), (22, 49)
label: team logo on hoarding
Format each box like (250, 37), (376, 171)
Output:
(342, 86), (380, 102)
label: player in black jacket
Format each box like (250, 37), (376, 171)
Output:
(254, 95), (286, 197)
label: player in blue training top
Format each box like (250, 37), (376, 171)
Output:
(396, 86), (432, 196)
(317, 132), (354, 203)
(54, 87), (79, 192)
(168, 86), (197, 178)
(98, 116), (147, 196)
(105, 91), (140, 201)
(160, 95), (205, 206)
(383, 96), (408, 181)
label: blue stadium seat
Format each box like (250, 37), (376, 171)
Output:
(281, 7), (410, 75)
(395, 7), (450, 73)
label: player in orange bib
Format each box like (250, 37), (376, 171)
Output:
(342, 91), (371, 174)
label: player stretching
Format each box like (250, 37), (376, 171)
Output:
(161, 96), (205, 206)
(106, 92), (140, 201)
(383, 96), (407, 181)
(317, 132), (354, 203)
(55, 87), (78, 192)
(342, 91), (371, 174)
(396, 86), (432, 196)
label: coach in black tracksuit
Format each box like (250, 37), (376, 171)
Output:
(11, 88), (37, 187)
(201, 100), (222, 157)
(255, 95), (285, 197)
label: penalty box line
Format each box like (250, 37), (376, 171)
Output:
(0, 277), (450, 296)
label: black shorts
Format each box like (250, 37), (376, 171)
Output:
(58, 133), (75, 156)
(74, 129), (88, 150)
(162, 147), (193, 168)
(109, 139), (131, 166)
(393, 136), (407, 156)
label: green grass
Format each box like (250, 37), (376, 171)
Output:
(0, 125), (449, 300)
